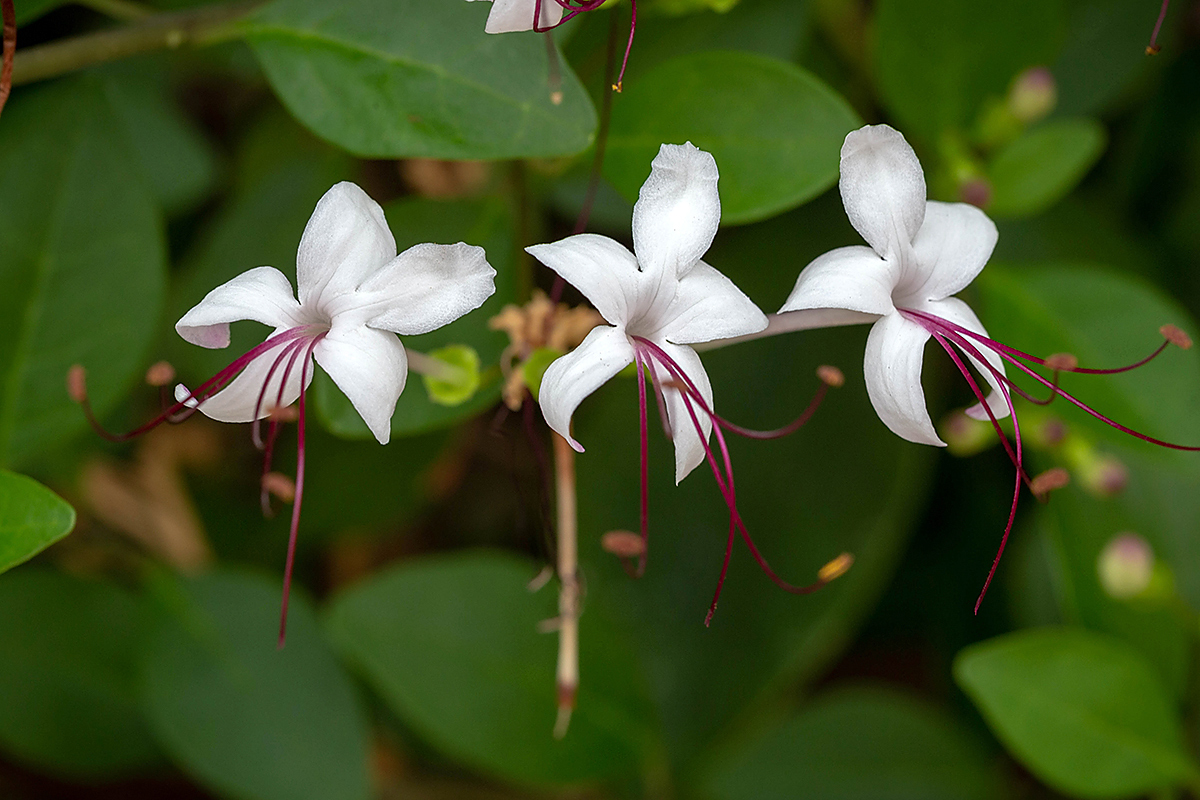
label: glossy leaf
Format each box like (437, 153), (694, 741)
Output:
(0, 570), (160, 777)
(874, 0), (1065, 141)
(605, 51), (861, 224)
(324, 550), (656, 786)
(242, 0), (596, 159)
(0, 470), (75, 574)
(0, 78), (167, 467)
(955, 627), (1198, 798)
(987, 118), (1106, 218)
(704, 685), (1004, 800)
(140, 570), (371, 800)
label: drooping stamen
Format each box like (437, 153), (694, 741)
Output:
(1147, 0), (1170, 54)
(253, 338), (311, 515)
(634, 349), (651, 577)
(530, 0), (637, 93)
(1029, 467), (1070, 498)
(278, 334), (324, 648)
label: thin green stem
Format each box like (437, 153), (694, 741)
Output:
(12, 0), (261, 87)
(76, 0), (154, 22)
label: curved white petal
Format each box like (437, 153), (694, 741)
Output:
(840, 125), (926, 261)
(177, 336), (313, 423)
(660, 261), (767, 345)
(923, 297), (1010, 422)
(340, 242), (497, 335)
(632, 143), (721, 277)
(779, 246), (899, 317)
(314, 324), (408, 445)
(900, 201), (998, 304)
(538, 326), (635, 451)
(646, 342), (713, 483)
(863, 311), (943, 446)
(526, 234), (638, 325)
(297, 182), (397, 309)
(481, 0), (562, 32)
(175, 267), (304, 349)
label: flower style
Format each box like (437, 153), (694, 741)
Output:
(531, 143), (847, 623)
(75, 181), (496, 640)
(779, 123), (1195, 609)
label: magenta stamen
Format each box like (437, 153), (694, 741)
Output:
(251, 337), (308, 450)
(1148, 0), (1169, 53)
(256, 340), (309, 516)
(278, 334), (324, 648)
(528, 0), (636, 93)
(634, 349), (650, 578)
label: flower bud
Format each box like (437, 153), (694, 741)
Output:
(940, 409), (996, 457)
(1097, 533), (1154, 599)
(1008, 67), (1057, 124)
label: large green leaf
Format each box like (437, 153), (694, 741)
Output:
(955, 627), (1198, 798)
(570, 196), (935, 774)
(874, 0), (1065, 142)
(242, 0), (596, 159)
(140, 570), (371, 800)
(0, 471), (75, 575)
(605, 51), (860, 224)
(703, 685), (1004, 800)
(324, 550), (656, 786)
(987, 118), (1106, 218)
(0, 570), (160, 777)
(0, 78), (167, 467)
(314, 197), (518, 439)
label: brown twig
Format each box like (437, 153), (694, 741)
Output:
(0, 0), (15, 117)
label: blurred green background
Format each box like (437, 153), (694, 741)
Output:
(3, 0), (1200, 798)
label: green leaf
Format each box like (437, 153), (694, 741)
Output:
(987, 118), (1106, 218)
(314, 197), (517, 438)
(96, 60), (222, 216)
(242, 0), (596, 159)
(703, 685), (1004, 800)
(13, 0), (63, 25)
(955, 627), (1198, 798)
(140, 570), (371, 800)
(0, 471), (75, 574)
(874, 0), (1065, 142)
(421, 344), (482, 407)
(605, 51), (860, 224)
(1052, 0), (1164, 116)
(0, 570), (160, 777)
(0, 78), (167, 467)
(324, 550), (656, 786)
(523, 346), (562, 401)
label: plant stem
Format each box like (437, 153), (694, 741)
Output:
(406, 350), (470, 385)
(0, 0), (14, 116)
(11, 0), (260, 87)
(551, 432), (579, 739)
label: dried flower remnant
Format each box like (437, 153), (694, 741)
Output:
(778, 123), (1200, 612)
(72, 182), (496, 643)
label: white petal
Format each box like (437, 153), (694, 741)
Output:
(863, 311), (943, 446)
(899, 201), (998, 304)
(660, 261), (767, 345)
(922, 297), (1010, 422)
(340, 242), (496, 335)
(646, 342), (713, 483)
(539, 326), (635, 451)
(839, 125), (926, 261)
(314, 324), (408, 445)
(779, 246), (899, 316)
(296, 182), (397, 309)
(632, 143), (721, 277)
(526, 234), (637, 325)
(175, 267), (304, 349)
(481, 0), (561, 32)
(178, 335), (313, 423)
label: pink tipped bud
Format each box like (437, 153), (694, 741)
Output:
(67, 364), (88, 404)
(1081, 454), (1129, 497)
(1161, 324), (1192, 350)
(1045, 352), (1078, 371)
(262, 472), (297, 504)
(1097, 533), (1154, 599)
(1030, 467), (1070, 497)
(941, 410), (997, 457)
(1008, 66), (1057, 123)
(817, 365), (845, 388)
(145, 360), (177, 387)
(818, 552), (854, 583)
(959, 178), (992, 209)
(1038, 418), (1069, 447)
(601, 530), (646, 558)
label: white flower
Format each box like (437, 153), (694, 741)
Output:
(467, 0), (562, 34)
(779, 124), (1007, 447)
(175, 181), (497, 444)
(529, 143), (767, 483)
